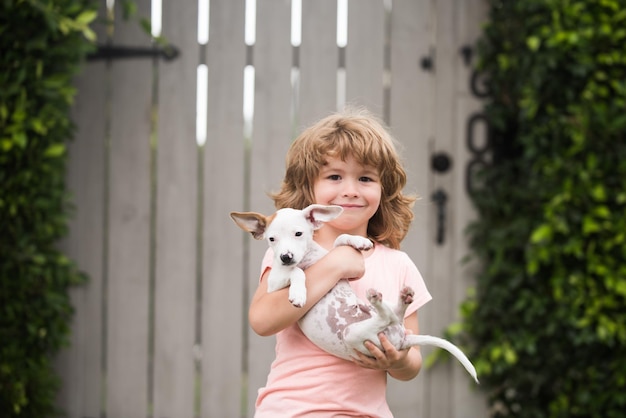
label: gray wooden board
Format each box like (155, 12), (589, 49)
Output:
(246, 0), (294, 415)
(202, 0), (246, 416)
(55, 62), (106, 418)
(299, 0), (338, 126)
(106, 0), (153, 416)
(450, 0), (489, 415)
(152, 0), (199, 416)
(387, 0), (434, 416)
(55, 2), (110, 415)
(425, 0), (458, 415)
(345, 0), (385, 113)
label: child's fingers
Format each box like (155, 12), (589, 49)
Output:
(378, 333), (401, 354)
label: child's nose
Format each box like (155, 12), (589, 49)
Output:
(341, 179), (359, 197)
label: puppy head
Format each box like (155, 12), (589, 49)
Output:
(230, 204), (343, 266)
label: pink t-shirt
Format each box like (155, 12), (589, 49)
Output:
(254, 243), (432, 417)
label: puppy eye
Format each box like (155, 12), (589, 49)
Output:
(269, 237), (275, 242)
(295, 232), (303, 237)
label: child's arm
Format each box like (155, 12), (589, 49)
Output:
(248, 245), (366, 336)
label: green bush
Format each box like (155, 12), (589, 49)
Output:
(458, 1), (626, 416)
(0, 0), (96, 416)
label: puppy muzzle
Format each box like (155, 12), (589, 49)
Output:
(280, 252), (295, 265)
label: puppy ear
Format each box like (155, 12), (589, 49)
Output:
(230, 212), (268, 239)
(302, 204), (344, 229)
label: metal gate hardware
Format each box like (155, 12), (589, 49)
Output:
(87, 44), (180, 62)
(420, 47), (435, 71)
(432, 189), (448, 245)
(460, 45), (473, 67)
(431, 152), (452, 174)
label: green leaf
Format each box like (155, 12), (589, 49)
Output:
(122, 0), (138, 20)
(76, 10), (97, 25)
(591, 184), (607, 201)
(44, 144), (66, 158)
(527, 36), (541, 51)
(140, 18), (152, 36)
(530, 224), (553, 243)
(12, 132), (27, 148)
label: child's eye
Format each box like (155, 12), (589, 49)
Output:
(328, 174), (341, 181)
(359, 176), (374, 182)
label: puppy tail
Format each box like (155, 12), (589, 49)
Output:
(404, 334), (479, 383)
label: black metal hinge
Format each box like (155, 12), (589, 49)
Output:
(87, 44), (180, 62)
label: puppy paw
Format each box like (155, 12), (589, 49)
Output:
(289, 289), (307, 308)
(334, 234), (373, 252)
(400, 286), (414, 305)
(367, 288), (383, 304)
(289, 299), (304, 308)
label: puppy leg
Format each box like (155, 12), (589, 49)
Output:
(333, 234), (373, 251)
(266, 266), (293, 293)
(343, 290), (399, 356)
(367, 289), (401, 326)
(393, 286), (414, 319)
(288, 267), (307, 308)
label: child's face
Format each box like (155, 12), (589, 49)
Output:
(313, 155), (382, 236)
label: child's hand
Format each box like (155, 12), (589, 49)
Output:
(326, 245), (366, 282)
(352, 333), (411, 371)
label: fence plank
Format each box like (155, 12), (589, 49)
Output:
(202, 0), (246, 416)
(246, 0), (294, 415)
(387, 0), (434, 416)
(425, 0), (459, 416)
(106, 0), (153, 415)
(56, 62), (106, 418)
(152, 0), (199, 416)
(345, 0), (385, 113)
(299, 0), (338, 126)
(55, 2), (111, 415)
(450, 0), (489, 416)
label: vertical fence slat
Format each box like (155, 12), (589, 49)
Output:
(387, 0), (434, 416)
(202, 0), (246, 416)
(246, 0), (294, 415)
(56, 62), (106, 418)
(345, 0), (385, 113)
(425, 0), (458, 416)
(299, 1), (338, 126)
(106, 0), (153, 415)
(152, 0), (199, 416)
(55, 3), (111, 416)
(450, 0), (489, 416)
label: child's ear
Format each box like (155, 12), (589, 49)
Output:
(302, 204), (344, 229)
(230, 212), (268, 239)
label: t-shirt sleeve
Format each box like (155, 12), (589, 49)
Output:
(260, 247), (274, 282)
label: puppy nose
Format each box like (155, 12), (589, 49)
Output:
(280, 253), (294, 265)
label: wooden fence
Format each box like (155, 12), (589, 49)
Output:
(55, 0), (490, 417)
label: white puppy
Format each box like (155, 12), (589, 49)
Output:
(231, 204), (478, 383)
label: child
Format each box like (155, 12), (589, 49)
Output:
(248, 107), (432, 417)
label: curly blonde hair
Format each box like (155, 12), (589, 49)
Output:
(270, 107), (417, 249)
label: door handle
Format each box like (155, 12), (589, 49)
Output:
(432, 188), (448, 245)
(430, 151), (451, 245)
